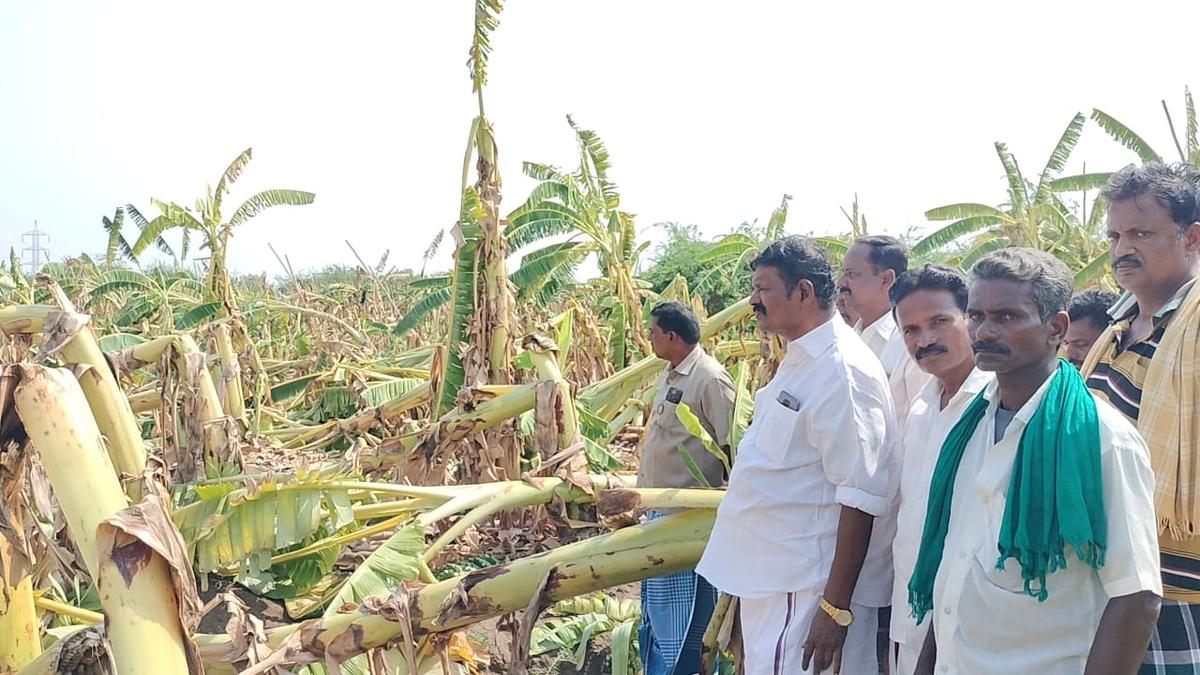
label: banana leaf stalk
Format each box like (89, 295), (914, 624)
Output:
(272, 383), (431, 450)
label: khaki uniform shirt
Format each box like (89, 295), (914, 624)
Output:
(636, 346), (735, 489)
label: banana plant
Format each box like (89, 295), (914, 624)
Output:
(1049, 86), (1200, 198)
(86, 268), (218, 332)
(128, 148), (315, 311)
(505, 117), (653, 367)
(914, 113), (1110, 284)
(695, 194), (791, 297)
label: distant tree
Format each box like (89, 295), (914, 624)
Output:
(640, 223), (747, 314)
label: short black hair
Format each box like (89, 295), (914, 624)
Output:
(854, 235), (909, 277)
(969, 248), (1074, 319)
(890, 264), (969, 312)
(650, 301), (701, 344)
(750, 235), (836, 309)
(1068, 289), (1118, 329)
(1101, 163), (1200, 232)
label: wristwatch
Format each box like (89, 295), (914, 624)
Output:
(819, 597), (854, 627)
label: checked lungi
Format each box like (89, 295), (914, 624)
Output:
(640, 512), (719, 675)
(1142, 600), (1200, 674)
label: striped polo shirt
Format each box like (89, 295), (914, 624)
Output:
(1086, 279), (1200, 601)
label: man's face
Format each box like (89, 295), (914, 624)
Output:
(967, 278), (1065, 375)
(895, 288), (973, 381)
(1063, 316), (1107, 368)
(751, 265), (804, 335)
(648, 317), (672, 360)
(838, 243), (890, 315)
(1107, 195), (1200, 296)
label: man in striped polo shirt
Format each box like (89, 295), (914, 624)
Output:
(1082, 162), (1200, 673)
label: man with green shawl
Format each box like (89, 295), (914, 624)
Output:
(911, 248), (1162, 675)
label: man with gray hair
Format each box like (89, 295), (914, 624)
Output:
(1079, 162), (1200, 672)
(912, 248), (1161, 674)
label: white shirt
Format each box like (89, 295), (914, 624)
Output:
(697, 316), (899, 604)
(889, 369), (994, 649)
(931, 375), (1162, 675)
(856, 312), (933, 421)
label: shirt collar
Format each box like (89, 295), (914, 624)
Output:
(785, 315), (839, 361)
(856, 311), (897, 341)
(981, 368), (1058, 429)
(672, 346), (702, 376)
(1108, 278), (1197, 322)
(916, 367), (992, 410)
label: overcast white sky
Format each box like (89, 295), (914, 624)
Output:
(3, 1), (1199, 279)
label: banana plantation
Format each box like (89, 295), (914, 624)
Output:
(3, 2), (1200, 674)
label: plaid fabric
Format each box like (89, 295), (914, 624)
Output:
(640, 512), (719, 675)
(1141, 600), (1200, 674)
(1083, 280), (1200, 603)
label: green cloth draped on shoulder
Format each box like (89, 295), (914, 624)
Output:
(908, 359), (1105, 625)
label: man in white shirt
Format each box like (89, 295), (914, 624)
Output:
(886, 264), (992, 675)
(838, 235), (931, 666)
(697, 235), (898, 674)
(912, 248), (1162, 675)
(838, 236), (931, 423)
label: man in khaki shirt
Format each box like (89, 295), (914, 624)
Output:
(638, 301), (735, 675)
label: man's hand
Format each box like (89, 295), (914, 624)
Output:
(802, 607), (849, 673)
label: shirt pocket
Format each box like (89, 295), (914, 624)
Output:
(752, 398), (807, 466)
(973, 542), (1031, 595)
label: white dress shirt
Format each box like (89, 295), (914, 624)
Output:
(697, 316), (899, 605)
(888, 369), (993, 651)
(930, 375), (1162, 674)
(856, 312), (932, 421)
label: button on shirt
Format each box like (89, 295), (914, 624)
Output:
(889, 369), (993, 650)
(931, 376), (1162, 674)
(856, 312), (933, 421)
(636, 346), (735, 490)
(697, 316), (898, 604)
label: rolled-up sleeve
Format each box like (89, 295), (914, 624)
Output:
(1097, 419), (1163, 598)
(808, 373), (892, 517)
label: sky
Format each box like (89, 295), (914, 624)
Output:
(3, 1), (1199, 280)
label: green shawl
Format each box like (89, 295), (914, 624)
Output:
(908, 359), (1105, 625)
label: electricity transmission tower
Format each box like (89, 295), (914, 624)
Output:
(21, 222), (51, 275)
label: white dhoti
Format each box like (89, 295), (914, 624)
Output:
(739, 592), (877, 675)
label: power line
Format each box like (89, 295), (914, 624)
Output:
(21, 221), (50, 275)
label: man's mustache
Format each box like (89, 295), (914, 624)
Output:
(752, 303), (767, 316)
(838, 286), (852, 296)
(915, 343), (949, 360)
(1113, 254), (1142, 269)
(972, 341), (1010, 355)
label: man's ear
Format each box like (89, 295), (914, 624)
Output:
(1183, 221), (1200, 256)
(880, 268), (897, 288)
(1047, 310), (1070, 345)
(796, 279), (815, 305)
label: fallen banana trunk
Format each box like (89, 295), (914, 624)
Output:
(13, 366), (197, 674)
(113, 334), (241, 480)
(0, 305), (148, 499)
(269, 382), (431, 451)
(194, 509), (715, 672)
(210, 322), (246, 422)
